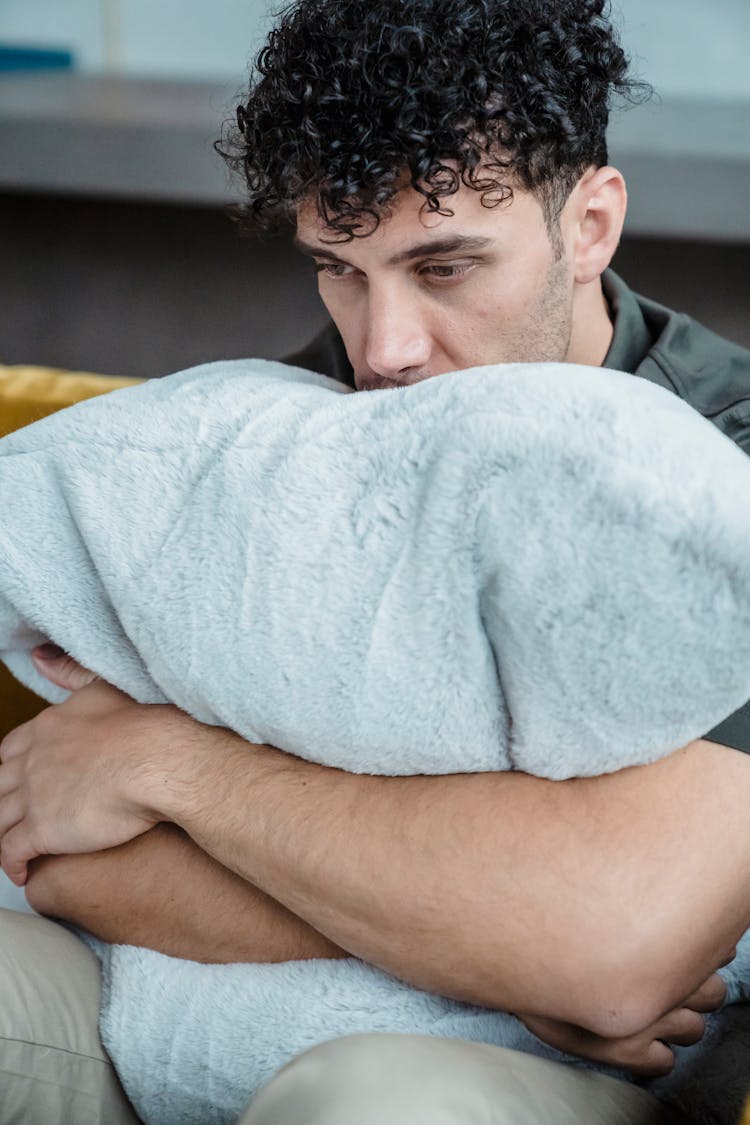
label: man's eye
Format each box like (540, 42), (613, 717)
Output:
(422, 263), (472, 281)
(315, 263), (356, 278)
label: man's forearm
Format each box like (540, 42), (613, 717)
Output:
(27, 823), (348, 964)
(10, 676), (750, 1038)
(145, 732), (750, 1038)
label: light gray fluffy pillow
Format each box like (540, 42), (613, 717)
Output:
(1, 357), (749, 779)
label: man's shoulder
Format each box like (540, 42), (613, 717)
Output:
(633, 289), (750, 456)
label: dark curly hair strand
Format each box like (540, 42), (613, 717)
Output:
(217, 0), (648, 242)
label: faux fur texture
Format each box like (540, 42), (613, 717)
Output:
(2, 358), (750, 1123)
(79, 931), (750, 1125)
(3, 360), (750, 774)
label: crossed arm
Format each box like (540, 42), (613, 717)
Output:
(24, 752), (731, 1075)
(28, 821), (349, 964)
(3, 659), (749, 1054)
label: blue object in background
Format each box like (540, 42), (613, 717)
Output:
(0, 46), (74, 72)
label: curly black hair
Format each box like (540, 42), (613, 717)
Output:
(218, 0), (648, 241)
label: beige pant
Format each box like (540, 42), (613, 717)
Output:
(0, 908), (666, 1125)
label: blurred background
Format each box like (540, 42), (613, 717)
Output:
(0, 0), (748, 377)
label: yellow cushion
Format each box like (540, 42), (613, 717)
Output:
(0, 364), (143, 438)
(0, 364), (144, 737)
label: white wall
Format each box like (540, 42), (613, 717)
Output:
(113, 0), (274, 81)
(614, 0), (750, 100)
(1, 0), (749, 98)
(0, 0), (272, 79)
(0, 0), (106, 70)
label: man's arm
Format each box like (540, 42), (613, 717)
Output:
(154, 731), (750, 1038)
(24, 812), (726, 1083)
(27, 823), (348, 964)
(3, 682), (750, 1039)
(23, 651), (348, 965)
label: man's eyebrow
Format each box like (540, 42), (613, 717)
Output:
(388, 235), (493, 264)
(293, 234), (493, 265)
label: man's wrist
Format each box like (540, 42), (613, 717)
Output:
(134, 712), (295, 834)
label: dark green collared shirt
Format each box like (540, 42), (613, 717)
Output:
(602, 272), (750, 752)
(285, 270), (750, 752)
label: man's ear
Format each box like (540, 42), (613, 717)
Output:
(567, 166), (627, 285)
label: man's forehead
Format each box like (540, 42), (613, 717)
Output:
(294, 179), (533, 258)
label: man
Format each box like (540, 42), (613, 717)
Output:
(1, 0), (750, 1121)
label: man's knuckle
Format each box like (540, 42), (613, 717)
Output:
(35, 706), (57, 731)
(649, 1041), (674, 1069)
(0, 728), (21, 760)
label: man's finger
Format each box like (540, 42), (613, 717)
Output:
(639, 1040), (675, 1079)
(683, 973), (727, 1013)
(0, 790), (24, 839)
(0, 822), (35, 886)
(0, 753), (22, 799)
(654, 1007), (706, 1048)
(31, 646), (99, 692)
(0, 723), (31, 763)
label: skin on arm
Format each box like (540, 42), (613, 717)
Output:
(155, 730), (749, 1040)
(20, 660), (727, 1080)
(24, 804), (726, 1082)
(2, 677), (748, 1042)
(27, 823), (348, 965)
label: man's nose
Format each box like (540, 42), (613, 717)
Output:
(364, 290), (432, 381)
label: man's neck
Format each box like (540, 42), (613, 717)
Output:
(566, 277), (615, 368)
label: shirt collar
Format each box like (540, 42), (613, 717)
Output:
(601, 269), (654, 375)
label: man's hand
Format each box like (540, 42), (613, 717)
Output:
(17, 647), (348, 965)
(0, 674), (176, 884)
(520, 973), (727, 1077)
